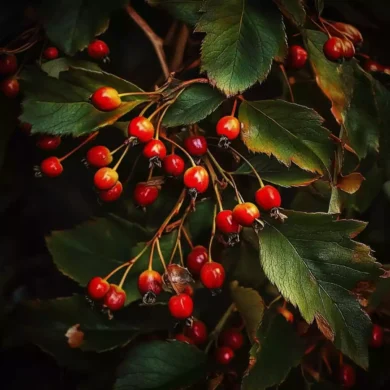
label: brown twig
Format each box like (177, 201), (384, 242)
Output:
(170, 24), (190, 72)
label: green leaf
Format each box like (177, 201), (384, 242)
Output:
(242, 313), (305, 390)
(163, 84), (225, 127)
(114, 340), (208, 389)
(40, 0), (127, 55)
(0, 95), (18, 171)
(275, 0), (306, 26)
(238, 100), (333, 176)
(42, 58), (101, 78)
(196, 0), (286, 95)
(245, 210), (382, 368)
(146, 0), (203, 25)
(20, 67), (147, 136)
(185, 199), (214, 244)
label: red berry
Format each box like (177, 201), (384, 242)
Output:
(187, 246), (208, 276)
(183, 166), (209, 194)
(364, 60), (384, 73)
(216, 116), (240, 140)
(87, 39), (110, 59)
(232, 202), (260, 226)
(168, 293), (193, 319)
(36, 136), (61, 151)
(342, 39), (355, 60)
(328, 22), (363, 46)
(99, 181), (123, 202)
(174, 333), (194, 344)
(94, 167), (118, 190)
(91, 87), (121, 111)
(128, 116), (154, 143)
(183, 284), (194, 297)
(86, 145), (113, 167)
(40, 156), (63, 177)
(370, 324), (384, 348)
(163, 154), (185, 177)
(216, 210), (240, 234)
(287, 45), (308, 69)
(187, 320), (208, 345)
(200, 262), (225, 289)
(339, 364), (356, 388)
(138, 270), (163, 296)
(43, 47), (59, 60)
(184, 136), (208, 156)
(220, 329), (244, 350)
(0, 54), (17, 75)
(133, 183), (159, 207)
(323, 37), (345, 61)
(215, 346), (234, 365)
(87, 276), (110, 300)
(1, 78), (19, 98)
(143, 139), (167, 163)
(104, 284), (126, 311)
(255, 185), (281, 210)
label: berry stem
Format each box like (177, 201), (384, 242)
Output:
(206, 151), (234, 187)
(147, 166), (154, 181)
(155, 104), (171, 140)
(148, 239), (157, 271)
(160, 135), (196, 167)
(118, 91), (160, 97)
(165, 78), (209, 97)
(204, 157), (224, 212)
(140, 101), (156, 117)
(104, 262), (131, 281)
(208, 203), (217, 262)
(169, 203), (192, 263)
(155, 238), (167, 271)
(177, 239), (184, 266)
(148, 100), (173, 121)
(59, 132), (98, 162)
(182, 226), (194, 250)
(231, 98), (238, 116)
(267, 294), (282, 308)
(110, 143), (126, 156)
(279, 64), (295, 103)
(113, 144), (130, 171)
(226, 172), (245, 204)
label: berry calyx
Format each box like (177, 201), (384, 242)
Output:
(323, 37), (345, 62)
(43, 47), (59, 60)
(99, 181), (123, 202)
(87, 39), (110, 60)
(342, 39), (355, 60)
(168, 293), (193, 319)
(128, 116), (154, 143)
(86, 145), (113, 167)
(364, 60), (384, 73)
(183, 166), (209, 195)
(184, 135), (208, 156)
(200, 262), (225, 289)
(163, 154), (185, 177)
(255, 185), (281, 210)
(219, 329), (244, 350)
(0, 54), (17, 75)
(138, 270), (163, 298)
(174, 334), (194, 344)
(133, 183), (159, 207)
(1, 78), (20, 98)
(339, 364), (356, 388)
(40, 156), (63, 177)
(104, 284), (126, 311)
(370, 324), (384, 348)
(87, 276), (110, 300)
(215, 346), (234, 365)
(232, 202), (260, 227)
(216, 210), (240, 234)
(36, 136), (61, 151)
(187, 246), (208, 276)
(287, 45), (308, 69)
(143, 139), (167, 167)
(187, 320), (208, 345)
(91, 87), (121, 111)
(94, 167), (119, 190)
(216, 116), (241, 141)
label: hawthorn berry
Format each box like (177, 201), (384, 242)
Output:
(128, 116), (154, 143)
(323, 37), (345, 62)
(232, 202), (260, 227)
(163, 154), (185, 177)
(220, 329), (244, 350)
(184, 135), (208, 156)
(1, 78), (20, 98)
(216, 210), (240, 234)
(370, 324), (384, 348)
(87, 276), (110, 300)
(342, 39), (355, 60)
(187, 320), (208, 345)
(94, 167), (119, 190)
(87, 39), (110, 60)
(183, 166), (209, 195)
(174, 333), (194, 344)
(91, 87), (121, 111)
(168, 293), (193, 319)
(99, 181), (123, 202)
(287, 45), (308, 69)
(143, 139), (167, 166)
(0, 54), (17, 75)
(86, 145), (113, 167)
(200, 262), (225, 289)
(339, 364), (356, 388)
(138, 270), (163, 297)
(215, 346), (234, 365)
(216, 116), (241, 141)
(36, 136), (61, 151)
(187, 246), (208, 276)
(255, 185), (281, 211)
(133, 183), (159, 207)
(329, 22), (363, 46)
(104, 284), (126, 311)
(43, 47), (59, 60)
(183, 284), (194, 297)
(364, 60), (384, 73)
(40, 156), (63, 177)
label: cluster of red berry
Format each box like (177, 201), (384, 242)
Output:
(0, 54), (20, 98)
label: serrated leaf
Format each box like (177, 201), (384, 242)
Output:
(147, 0), (203, 25)
(114, 340), (208, 389)
(196, 0), (286, 95)
(239, 100), (333, 176)
(40, 0), (127, 55)
(42, 58), (101, 79)
(275, 0), (306, 26)
(242, 313), (305, 390)
(337, 172), (365, 194)
(244, 210), (382, 368)
(163, 84), (225, 127)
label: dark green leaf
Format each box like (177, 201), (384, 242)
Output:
(185, 199), (214, 244)
(196, 0), (286, 95)
(0, 95), (18, 171)
(275, 0), (306, 26)
(147, 0), (203, 25)
(238, 100), (333, 176)
(42, 58), (101, 78)
(242, 313), (305, 390)
(163, 84), (225, 127)
(368, 278), (390, 311)
(114, 340), (208, 389)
